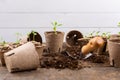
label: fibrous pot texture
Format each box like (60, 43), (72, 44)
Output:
(108, 39), (120, 67)
(44, 31), (64, 53)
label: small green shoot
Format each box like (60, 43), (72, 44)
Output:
(31, 31), (37, 41)
(118, 32), (120, 35)
(0, 37), (6, 46)
(28, 30), (37, 41)
(101, 32), (111, 39)
(89, 31), (95, 37)
(118, 22), (120, 27)
(51, 21), (62, 34)
(95, 31), (100, 36)
(15, 32), (22, 44)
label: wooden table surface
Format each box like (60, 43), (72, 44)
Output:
(1, 65), (120, 80)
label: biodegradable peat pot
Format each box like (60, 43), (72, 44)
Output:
(109, 34), (120, 40)
(4, 42), (39, 73)
(27, 31), (42, 43)
(20, 31), (42, 44)
(44, 31), (64, 53)
(66, 30), (83, 47)
(0, 52), (5, 66)
(108, 39), (120, 67)
(32, 41), (46, 60)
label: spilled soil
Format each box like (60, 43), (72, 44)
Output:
(0, 42), (110, 70)
(40, 46), (109, 70)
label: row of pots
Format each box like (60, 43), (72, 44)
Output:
(25, 30), (120, 68)
(1, 30), (120, 69)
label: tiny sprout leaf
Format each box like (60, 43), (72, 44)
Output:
(54, 21), (57, 25)
(118, 32), (120, 34)
(58, 24), (62, 26)
(51, 21), (62, 34)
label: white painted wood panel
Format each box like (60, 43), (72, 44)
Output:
(0, 0), (120, 12)
(0, 13), (120, 28)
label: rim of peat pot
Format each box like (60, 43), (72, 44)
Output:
(66, 30), (83, 47)
(44, 31), (64, 34)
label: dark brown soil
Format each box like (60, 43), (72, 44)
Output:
(40, 45), (109, 70)
(84, 54), (109, 63)
(40, 52), (83, 70)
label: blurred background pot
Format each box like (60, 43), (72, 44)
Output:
(108, 39), (120, 67)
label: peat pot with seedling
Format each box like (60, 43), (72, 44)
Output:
(44, 21), (64, 54)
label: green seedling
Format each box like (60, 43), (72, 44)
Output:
(15, 32), (22, 44)
(0, 37), (6, 46)
(88, 31), (95, 38)
(118, 22), (120, 27)
(51, 21), (62, 34)
(95, 31), (100, 36)
(28, 30), (37, 41)
(101, 32), (111, 39)
(31, 31), (37, 41)
(118, 32), (120, 35)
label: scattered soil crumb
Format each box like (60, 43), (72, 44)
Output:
(40, 52), (83, 70)
(85, 54), (109, 63)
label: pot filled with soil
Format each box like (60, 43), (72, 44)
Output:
(20, 31), (42, 44)
(32, 41), (46, 60)
(108, 39), (120, 67)
(45, 31), (64, 53)
(66, 30), (83, 47)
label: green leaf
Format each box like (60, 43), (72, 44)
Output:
(118, 22), (120, 27)
(58, 24), (62, 26)
(118, 32), (120, 34)
(54, 21), (57, 25)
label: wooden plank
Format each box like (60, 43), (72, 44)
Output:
(1, 67), (120, 80)
(0, 67), (8, 80)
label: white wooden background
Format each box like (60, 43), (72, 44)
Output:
(0, 0), (120, 42)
